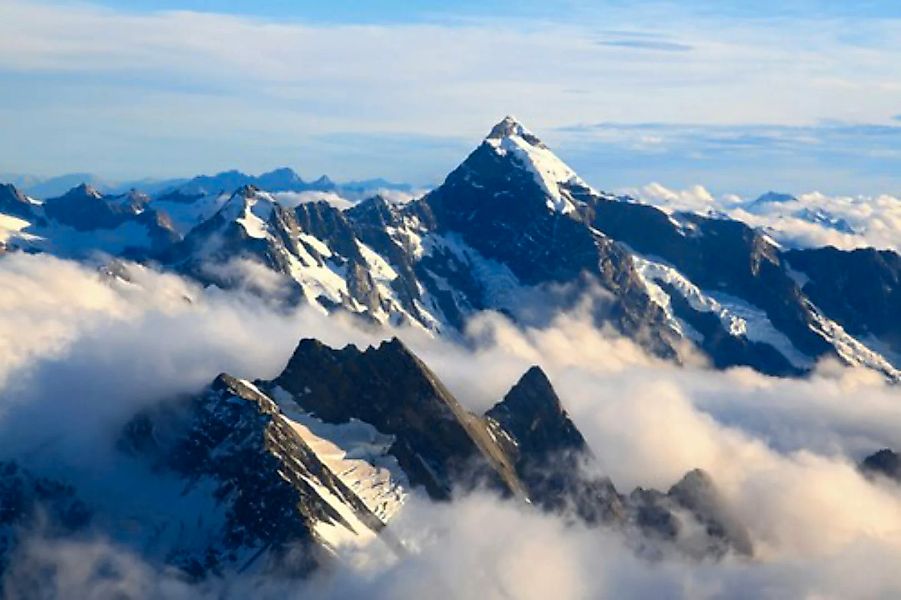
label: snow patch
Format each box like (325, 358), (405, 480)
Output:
(806, 306), (901, 381)
(632, 254), (812, 368)
(272, 387), (408, 525)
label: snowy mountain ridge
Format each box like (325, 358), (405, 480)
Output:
(1, 117), (899, 382)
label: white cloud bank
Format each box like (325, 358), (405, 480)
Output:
(627, 182), (901, 252)
(1, 252), (901, 598)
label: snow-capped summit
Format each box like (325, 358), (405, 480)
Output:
(486, 115), (545, 146)
(216, 185), (276, 239)
(64, 182), (103, 200)
(84, 183), (103, 198)
(483, 115), (591, 213)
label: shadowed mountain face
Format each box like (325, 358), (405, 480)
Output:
(412, 131), (681, 359)
(0, 184), (37, 221)
(83, 337), (752, 579)
(153, 118), (899, 379)
(786, 247), (901, 358)
(0, 182), (180, 258)
(860, 448), (901, 483)
(0, 461), (92, 588)
(485, 366), (624, 523)
(266, 339), (752, 556)
(272, 337), (526, 500)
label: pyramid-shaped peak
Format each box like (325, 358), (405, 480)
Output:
(480, 116), (589, 213)
(489, 366), (565, 421)
(75, 182), (103, 198)
(485, 365), (587, 454)
(48, 182), (104, 202)
(218, 184), (275, 226)
(486, 115), (545, 147)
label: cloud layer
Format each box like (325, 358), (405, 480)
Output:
(626, 182), (901, 252)
(1, 253), (901, 597)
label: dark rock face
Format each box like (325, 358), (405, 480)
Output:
(485, 366), (587, 458)
(860, 449), (901, 482)
(268, 337), (748, 557)
(271, 337), (525, 500)
(586, 200), (833, 361)
(161, 187), (401, 316)
(120, 372), (399, 577)
(415, 141), (680, 358)
(786, 247), (901, 360)
(160, 186), (302, 299)
(659, 280), (802, 376)
(44, 184), (136, 231)
(484, 366), (624, 523)
(121, 376), (318, 576)
(666, 469), (753, 556)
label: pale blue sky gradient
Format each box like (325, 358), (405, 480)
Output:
(1, 0), (901, 196)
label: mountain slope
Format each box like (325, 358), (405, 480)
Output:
(142, 117), (901, 380)
(0, 333), (753, 582)
(785, 246), (901, 361)
(2, 117), (898, 380)
(0, 183), (180, 258)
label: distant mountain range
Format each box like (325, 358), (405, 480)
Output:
(2, 117), (898, 378)
(0, 169), (414, 200)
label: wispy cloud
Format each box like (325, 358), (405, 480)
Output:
(1, 0), (901, 192)
(593, 27), (695, 53)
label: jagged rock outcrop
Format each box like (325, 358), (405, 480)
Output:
(629, 469), (752, 559)
(265, 338), (751, 558)
(484, 366), (623, 523)
(271, 337), (526, 500)
(120, 372), (399, 577)
(860, 448), (901, 483)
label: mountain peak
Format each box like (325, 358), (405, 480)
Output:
(218, 185), (275, 236)
(72, 182), (103, 199)
(485, 366), (587, 454)
(310, 175), (336, 188)
(486, 115), (544, 147)
(0, 183), (37, 219)
(861, 448), (901, 482)
(481, 116), (587, 213)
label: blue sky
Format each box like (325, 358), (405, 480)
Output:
(1, 0), (901, 196)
